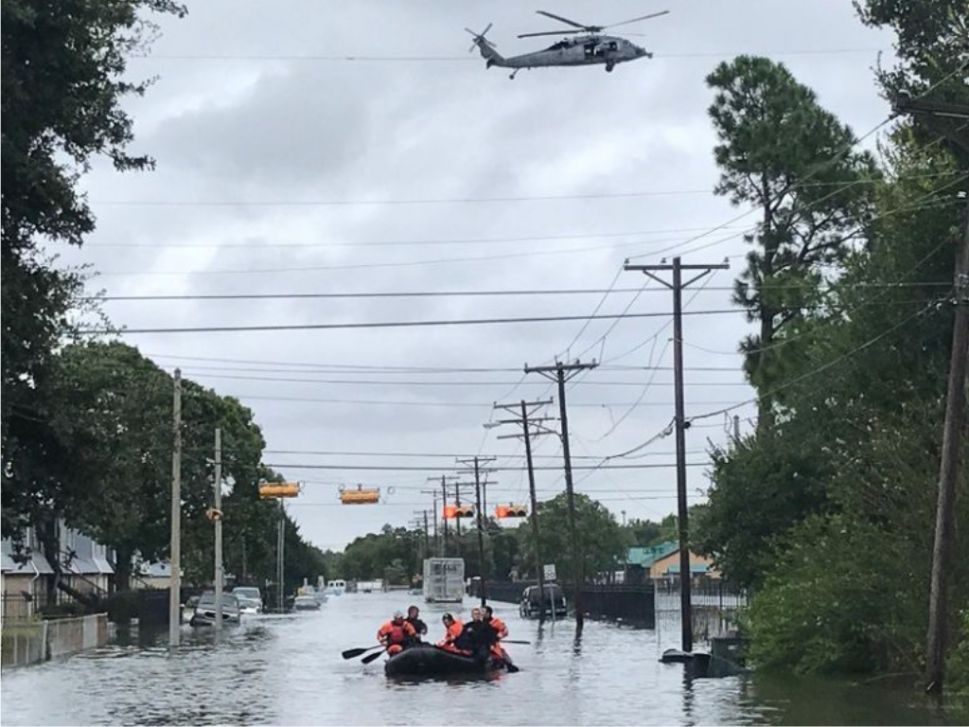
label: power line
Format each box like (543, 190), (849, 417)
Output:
(687, 300), (942, 424)
(168, 371), (752, 387)
(79, 308), (742, 335)
(144, 352), (743, 372)
(226, 393), (746, 409)
(83, 225), (753, 250)
(262, 462), (707, 472)
(129, 48), (889, 63)
(92, 187), (713, 207)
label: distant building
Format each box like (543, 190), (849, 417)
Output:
(623, 540), (720, 582)
(132, 560), (177, 590)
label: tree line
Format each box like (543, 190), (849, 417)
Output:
(695, 1), (968, 689)
(324, 493), (700, 586)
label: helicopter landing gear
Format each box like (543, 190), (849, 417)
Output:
(509, 68), (520, 80)
(605, 62), (615, 72)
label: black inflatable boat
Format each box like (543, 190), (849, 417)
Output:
(384, 643), (500, 678)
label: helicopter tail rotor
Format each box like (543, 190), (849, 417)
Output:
(465, 23), (495, 53)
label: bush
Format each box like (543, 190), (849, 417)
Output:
(745, 515), (924, 675)
(949, 609), (969, 694)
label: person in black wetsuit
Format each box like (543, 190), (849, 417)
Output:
(405, 605), (427, 644)
(453, 607), (496, 661)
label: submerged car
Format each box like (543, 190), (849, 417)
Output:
(293, 594), (321, 611)
(231, 586), (263, 614)
(519, 584), (568, 619)
(190, 591), (242, 626)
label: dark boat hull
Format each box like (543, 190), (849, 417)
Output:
(384, 644), (495, 678)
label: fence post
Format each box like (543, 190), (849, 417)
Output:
(42, 619), (49, 662)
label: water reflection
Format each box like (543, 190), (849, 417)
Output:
(1, 593), (967, 726)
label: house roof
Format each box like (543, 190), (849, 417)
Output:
(1, 539), (54, 575)
(626, 540), (678, 568)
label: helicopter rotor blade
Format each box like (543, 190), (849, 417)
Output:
(535, 10), (591, 30)
(604, 10), (670, 29)
(517, 29), (582, 38)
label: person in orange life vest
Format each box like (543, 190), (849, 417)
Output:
(377, 611), (417, 656)
(483, 605), (511, 664)
(437, 612), (464, 652)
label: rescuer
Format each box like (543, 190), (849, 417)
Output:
(377, 611), (417, 656)
(483, 604), (511, 666)
(406, 605), (428, 642)
(437, 612), (464, 651)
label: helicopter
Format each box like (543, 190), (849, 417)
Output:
(465, 9), (669, 79)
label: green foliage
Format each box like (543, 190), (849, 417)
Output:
(1, 0), (185, 469)
(745, 515), (923, 674)
(700, 424), (832, 589)
(706, 56), (877, 423)
(949, 609), (969, 694)
(517, 492), (626, 583)
(703, 106), (969, 677)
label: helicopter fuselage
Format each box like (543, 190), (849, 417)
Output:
(475, 34), (650, 74)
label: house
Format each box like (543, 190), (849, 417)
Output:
(624, 540), (720, 582)
(132, 560), (178, 590)
(1, 530), (54, 619)
(1, 521), (114, 619)
(623, 541), (678, 584)
(58, 522), (114, 597)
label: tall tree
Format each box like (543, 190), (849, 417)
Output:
(706, 56), (878, 429)
(1, 0), (185, 533)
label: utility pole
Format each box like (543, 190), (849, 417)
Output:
(624, 257), (729, 653)
(490, 399), (555, 621)
(524, 361), (598, 632)
(276, 500), (285, 613)
(213, 427), (223, 632)
(895, 96), (969, 694)
(168, 369), (182, 648)
(457, 456), (497, 606)
(432, 493), (439, 555)
(733, 415), (741, 445)
(440, 476), (449, 556)
(422, 510), (431, 554)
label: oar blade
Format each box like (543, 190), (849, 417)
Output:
(342, 647), (369, 659)
(361, 648), (386, 665)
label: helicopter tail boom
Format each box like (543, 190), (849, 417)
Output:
(465, 24), (507, 67)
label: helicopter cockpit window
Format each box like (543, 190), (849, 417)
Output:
(607, 41), (618, 51)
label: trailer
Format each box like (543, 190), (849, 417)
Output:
(422, 558), (464, 603)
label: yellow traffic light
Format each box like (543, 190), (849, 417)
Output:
(259, 482), (300, 499)
(339, 484), (381, 504)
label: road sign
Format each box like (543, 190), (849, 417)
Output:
(543, 564), (556, 582)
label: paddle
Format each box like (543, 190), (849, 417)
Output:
(501, 640), (531, 645)
(361, 647), (387, 665)
(342, 644), (385, 660)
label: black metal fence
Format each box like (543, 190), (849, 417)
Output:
(477, 577), (746, 633)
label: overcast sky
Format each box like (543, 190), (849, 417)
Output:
(60, 0), (896, 551)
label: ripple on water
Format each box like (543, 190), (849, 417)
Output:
(2, 594), (966, 726)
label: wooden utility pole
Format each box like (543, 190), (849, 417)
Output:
(491, 398), (555, 622)
(276, 499), (285, 612)
(168, 369), (182, 648)
(524, 361), (598, 632)
(457, 456), (496, 606)
(440, 476), (449, 556)
(894, 95), (969, 695)
(624, 257), (729, 653)
(213, 427), (223, 632)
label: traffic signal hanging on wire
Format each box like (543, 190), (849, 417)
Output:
(258, 482), (300, 499)
(339, 484), (381, 504)
(444, 504), (475, 519)
(496, 503), (528, 518)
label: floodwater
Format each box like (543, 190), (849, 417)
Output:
(2, 592), (967, 726)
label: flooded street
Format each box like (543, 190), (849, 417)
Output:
(2, 593), (966, 726)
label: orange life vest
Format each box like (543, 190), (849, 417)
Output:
(378, 619), (416, 645)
